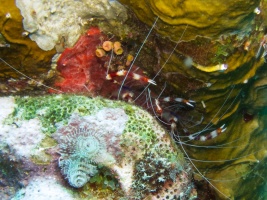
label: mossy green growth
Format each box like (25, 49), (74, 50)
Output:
(74, 165), (125, 199)
(9, 95), (122, 134)
(8, 95), (169, 147)
(7, 95), (184, 162)
(8, 94), (185, 164)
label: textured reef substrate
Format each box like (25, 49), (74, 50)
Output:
(1, 0), (267, 199)
(0, 95), (197, 199)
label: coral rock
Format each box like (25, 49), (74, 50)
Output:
(119, 0), (260, 41)
(3, 94), (196, 199)
(16, 0), (128, 50)
(14, 176), (74, 200)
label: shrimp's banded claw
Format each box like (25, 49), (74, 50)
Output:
(153, 96), (196, 131)
(162, 97), (196, 107)
(174, 98), (196, 107)
(106, 69), (156, 85)
(147, 79), (156, 85)
(155, 99), (163, 114)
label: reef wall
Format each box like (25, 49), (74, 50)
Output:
(0, 0), (55, 92)
(119, 0), (260, 41)
(1, 0), (267, 199)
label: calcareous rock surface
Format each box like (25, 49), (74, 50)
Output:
(0, 95), (197, 199)
(119, 0), (260, 41)
(16, 0), (128, 51)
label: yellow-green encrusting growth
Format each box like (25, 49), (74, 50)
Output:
(119, 0), (260, 41)
(11, 95), (115, 134)
(6, 94), (194, 199)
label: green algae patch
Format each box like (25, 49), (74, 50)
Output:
(78, 165), (124, 199)
(10, 95), (113, 134)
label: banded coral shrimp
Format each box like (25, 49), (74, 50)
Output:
(94, 17), (264, 198)
(142, 75), (267, 200)
(115, 15), (267, 200)
(155, 71), (267, 200)
(1, 11), (267, 200)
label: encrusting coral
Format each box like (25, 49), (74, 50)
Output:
(3, 94), (196, 199)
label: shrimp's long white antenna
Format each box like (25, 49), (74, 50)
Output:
(0, 58), (63, 93)
(117, 16), (159, 99)
(106, 48), (114, 75)
(176, 131), (231, 199)
(156, 82), (167, 99)
(187, 149), (263, 163)
(204, 85), (235, 130)
(187, 86), (241, 141)
(134, 24), (188, 102)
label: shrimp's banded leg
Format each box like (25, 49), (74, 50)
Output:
(188, 124), (227, 141)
